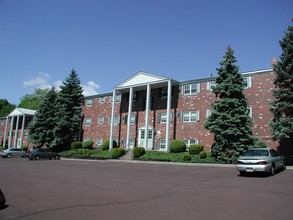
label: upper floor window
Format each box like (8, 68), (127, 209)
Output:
(98, 97), (105, 104)
(242, 76), (252, 89)
(182, 83), (200, 95)
(161, 87), (168, 98)
(86, 99), (93, 107)
(110, 94), (121, 103)
(159, 112), (173, 123)
(85, 118), (92, 126)
(98, 116), (104, 124)
(207, 81), (216, 91)
(182, 110), (199, 122)
(108, 116), (120, 125)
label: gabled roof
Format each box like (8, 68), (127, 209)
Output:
(8, 108), (36, 117)
(115, 72), (177, 91)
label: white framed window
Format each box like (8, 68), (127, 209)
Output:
(86, 99), (93, 107)
(182, 83), (200, 95)
(124, 115), (136, 124)
(98, 97), (105, 104)
(98, 116), (104, 124)
(183, 139), (199, 148)
(182, 110), (199, 122)
(243, 76), (252, 89)
(159, 139), (166, 149)
(207, 80), (216, 91)
(206, 109), (212, 118)
(85, 118), (92, 126)
(110, 94), (122, 103)
(108, 116), (120, 125)
(248, 106), (252, 118)
(96, 138), (103, 146)
(159, 112), (173, 123)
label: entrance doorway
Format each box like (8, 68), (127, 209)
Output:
(138, 128), (153, 150)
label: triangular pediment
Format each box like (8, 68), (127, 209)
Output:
(8, 108), (36, 117)
(115, 72), (170, 89)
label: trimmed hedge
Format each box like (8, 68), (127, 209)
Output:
(82, 140), (94, 149)
(199, 151), (207, 158)
(133, 147), (146, 158)
(71, 141), (82, 149)
(183, 153), (191, 161)
(189, 144), (204, 154)
(102, 139), (118, 151)
(169, 140), (186, 153)
(111, 148), (126, 159)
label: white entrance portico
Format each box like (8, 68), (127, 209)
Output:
(109, 72), (177, 151)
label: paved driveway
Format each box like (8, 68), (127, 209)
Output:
(0, 158), (292, 220)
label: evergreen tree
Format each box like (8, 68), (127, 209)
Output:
(52, 69), (84, 151)
(29, 87), (57, 147)
(204, 46), (255, 163)
(270, 22), (293, 151)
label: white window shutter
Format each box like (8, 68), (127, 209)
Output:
(197, 83), (201, 93)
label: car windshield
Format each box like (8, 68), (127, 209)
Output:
(242, 149), (269, 157)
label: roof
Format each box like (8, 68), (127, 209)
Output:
(8, 108), (36, 117)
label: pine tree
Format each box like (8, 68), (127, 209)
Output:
(270, 22), (293, 152)
(29, 87), (57, 147)
(52, 69), (84, 151)
(204, 46), (255, 163)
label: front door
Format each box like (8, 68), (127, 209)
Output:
(139, 129), (153, 150)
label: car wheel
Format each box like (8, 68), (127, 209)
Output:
(270, 165), (275, 176)
(35, 155), (40, 160)
(54, 155), (60, 160)
(7, 154), (12, 158)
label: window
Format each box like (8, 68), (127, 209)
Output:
(206, 109), (212, 118)
(85, 118), (92, 126)
(98, 97), (105, 104)
(182, 111), (199, 122)
(86, 99), (93, 107)
(247, 106), (252, 118)
(96, 138), (103, 146)
(124, 115), (136, 124)
(110, 94), (121, 103)
(183, 83), (200, 95)
(108, 116), (120, 125)
(243, 76), (252, 89)
(98, 117), (104, 124)
(159, 112), (173, 123)
(161, 87), (168, 98)
(183, 139), (199, 147)
(207, 80), (216, 91)
(159, 139), (166, 149)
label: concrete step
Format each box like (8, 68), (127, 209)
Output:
(120, 150), (132, 160)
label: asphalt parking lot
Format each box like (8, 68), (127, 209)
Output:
(0, 158), (293, 220)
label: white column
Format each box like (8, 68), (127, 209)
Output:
(14, 115), (20, 148)
(19, 115), (26, 148)
(8, 116), (14, 148)
(144, 84), (151, 149)
(165, 80), (172, 152)
(3, 116), (9, 147)
(109, 89), (116, 150)
(126, 87), (133, 150)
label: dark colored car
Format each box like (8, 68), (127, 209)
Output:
(0, 148), (25, 158)
(28, 148), (60, 160)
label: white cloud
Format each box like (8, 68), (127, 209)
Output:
(53, 80), (63, 91)
(82, 81), (100, 96)
(22, 72), (51, 89)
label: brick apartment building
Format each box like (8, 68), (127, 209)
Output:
(0, 66), (278, 151)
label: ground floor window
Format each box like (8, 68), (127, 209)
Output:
(159, 139), (166, 149)
(183, 139), (199, 147)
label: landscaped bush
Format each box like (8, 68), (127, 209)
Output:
(169, 140), (186, 153)
(111, 148), (126, 159)
(82, 140), (94, 149)
(71, 141), (82, 149)
(133, 147), (146, 158)
(199, 151), (207, 158)
(189, 144), (204, 154)
(255, 141), (268, 148)
(102, 139), (118, 151)
(21, 146), (28, 152)
(0, 146), (5, 151)
(183, 153), (191, 161)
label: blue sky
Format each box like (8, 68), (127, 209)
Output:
(0, 0), (292, 105)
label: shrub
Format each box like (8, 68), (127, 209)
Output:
(255, 141), (268, 148)
(199, 151), (207, 159)
(71, 141), (82, 149)
(0, 146), (5, 151)
(21, 146), (28, 152)
(102, 139), (118, 151)
(82, 140), (94, 149)
(183, 153), (191, 161)
(133, 147), (146, 158)
(169, 140), (186, 153)
(111, 148), (126, 159)
(189, 144), (204, 154)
